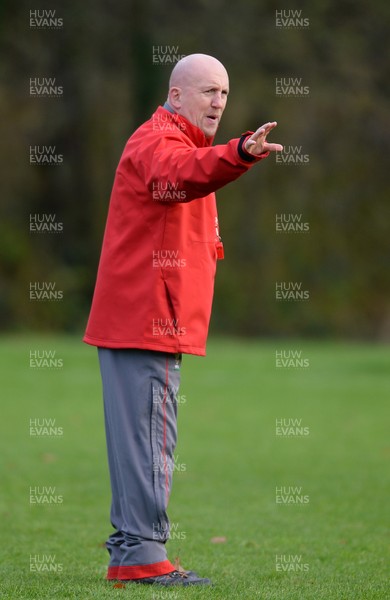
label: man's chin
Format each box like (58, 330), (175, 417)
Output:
(202, 124), (219, 138)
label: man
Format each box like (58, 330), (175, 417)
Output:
(84, 53), (282, 587)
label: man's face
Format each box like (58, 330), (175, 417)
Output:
(171, 68), (229, 137)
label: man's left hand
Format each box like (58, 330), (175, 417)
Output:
(245, 122), (283, 155)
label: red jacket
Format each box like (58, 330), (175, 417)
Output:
(83, 106), (268, 356)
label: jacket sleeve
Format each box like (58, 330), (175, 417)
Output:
(130, 131), (270, 203)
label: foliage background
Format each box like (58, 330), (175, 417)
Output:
(0, 0), (389, 339)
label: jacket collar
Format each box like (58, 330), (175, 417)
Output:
(156, 105), (214, 147)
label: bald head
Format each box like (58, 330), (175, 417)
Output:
(167, 53), (229, 137)
(169, 54), (228, 89)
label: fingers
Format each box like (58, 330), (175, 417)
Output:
(265, 143), (284, 152)
(244, 121), (282, 154)
(247, 142), (283, 154)
(251, 121), (278, 141)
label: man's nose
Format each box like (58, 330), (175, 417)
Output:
(211, 93), (225, 108)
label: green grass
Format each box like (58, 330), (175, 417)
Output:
(0, 335), (388, 599)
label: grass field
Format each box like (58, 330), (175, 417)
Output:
(0, 335), (388, 599)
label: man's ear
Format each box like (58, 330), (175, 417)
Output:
(168, 87), (182, 110)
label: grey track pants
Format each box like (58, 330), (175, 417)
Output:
(98, 348), (182, 580)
